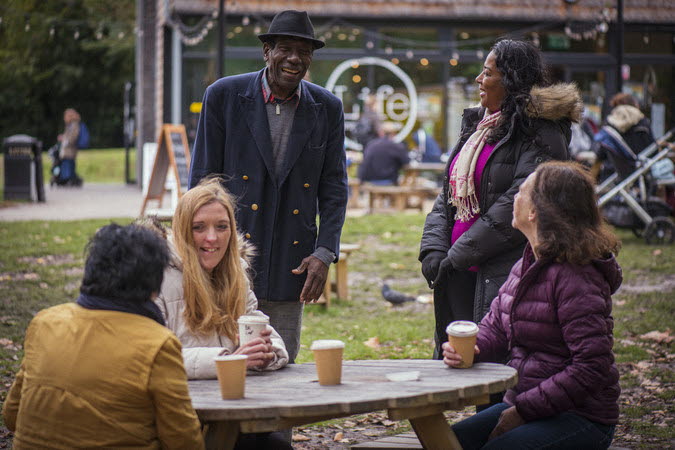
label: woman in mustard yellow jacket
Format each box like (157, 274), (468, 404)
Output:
(3, 224), (204, 449)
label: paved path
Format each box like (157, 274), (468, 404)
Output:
(0, 183), (168, 222)
(0, 183), (432, 222)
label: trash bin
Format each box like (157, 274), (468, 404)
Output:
(2, 134), (46, 202)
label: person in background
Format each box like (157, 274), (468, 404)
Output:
(57, 108), (83, 186)
(354, 94), (381, 149)
(189, 10), (347, 364)
(413, 128), (443, 163)
(155, 178), (291, 450)
(358, 122), (410, 185)
(592, 93), (656, 181)
(3, 224), (204, 449)
(443, 161), (621, 449)
(419, 39), (582, 360)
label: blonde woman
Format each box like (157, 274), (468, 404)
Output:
(156, 178), (288, 381)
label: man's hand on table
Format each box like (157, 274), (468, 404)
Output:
(292, 255), (328, 303)
(233, 328), (275, 369)
(488, 406), (526, 440)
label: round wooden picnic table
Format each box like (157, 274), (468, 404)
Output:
(189, 359), (517, 449)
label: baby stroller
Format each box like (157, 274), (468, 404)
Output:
(48, 143), (83, 187)
(596, 128), (674, 245)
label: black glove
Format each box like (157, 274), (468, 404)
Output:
(421, 251), (446, 289)
(432, 255), (454, 289)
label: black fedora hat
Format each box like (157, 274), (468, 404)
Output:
(258, 10), (325, 49)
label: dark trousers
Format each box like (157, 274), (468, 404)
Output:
(452, 403), (615, 450)
(234, 431), (293, 450)
(433, 269), (477, 359)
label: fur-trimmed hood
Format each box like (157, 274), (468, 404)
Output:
(526, 83), (584, 123)
(607, 104), (645, 133)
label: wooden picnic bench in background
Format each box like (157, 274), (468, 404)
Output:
(315, 243), (361, 307)
(360, 184), (440, 213)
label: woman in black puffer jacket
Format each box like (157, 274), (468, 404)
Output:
(419, 39), (582, 358)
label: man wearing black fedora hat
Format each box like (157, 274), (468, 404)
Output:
(189, 10), (347, 365)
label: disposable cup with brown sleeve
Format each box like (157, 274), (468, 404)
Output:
(213, 355), (248, 399)
(446, 321), (479, 369)
(310, 340), (345, 385)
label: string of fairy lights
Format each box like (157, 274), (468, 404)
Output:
(1, 4), (625, 64)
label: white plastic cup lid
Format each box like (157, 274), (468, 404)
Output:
(214, 355), (248, 362)
(310, 339), (345, 350)
(237, 315), (269, 324)
(446, 320), (479, 337)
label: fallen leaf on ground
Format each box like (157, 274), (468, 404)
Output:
(639, 330), (673, 344)
(333, 432), (343, 441)
(292, 434), (310, 442)
(364, 336), (381, 349)
(0, 339), (13, 347)
(343, 420), (356, 427)
(652, 249), (662, 256)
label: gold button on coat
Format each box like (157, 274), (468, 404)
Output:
(303, 183), (310, 188)
(245, 233), (251, 239)
(251, 204), (258, 211)
(293, 240), (299, 245)
(293, 209), (299, 215)
(243, 175), (249, 180)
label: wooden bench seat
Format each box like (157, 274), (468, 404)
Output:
(351, 432), (422, 449)
(351, 432), (632, 449)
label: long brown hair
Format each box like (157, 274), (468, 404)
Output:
(172, 178), (248, 340)
(532, 161), (621, 264)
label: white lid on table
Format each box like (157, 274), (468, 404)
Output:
(213, 354), (248, 362)
(310, 339), (345, 350)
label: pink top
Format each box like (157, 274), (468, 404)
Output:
(449, 142), (497, 271)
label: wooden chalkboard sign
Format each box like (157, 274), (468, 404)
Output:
(141, 124), (191, 216)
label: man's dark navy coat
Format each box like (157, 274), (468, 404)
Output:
(189, 69), (348, 302)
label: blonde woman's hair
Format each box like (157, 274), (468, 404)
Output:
(172, 177), (248, 340)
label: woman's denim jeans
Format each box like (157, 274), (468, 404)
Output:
(452, 402), (615, 450)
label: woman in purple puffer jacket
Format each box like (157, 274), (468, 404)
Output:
(443, 161), (621, 449)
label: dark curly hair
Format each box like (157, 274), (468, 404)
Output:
(487, 39), (550, 145)
(531, 161), (621, 264)
(80, 223), (170, 303)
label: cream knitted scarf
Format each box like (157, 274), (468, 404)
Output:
(449, 109), (502, 221)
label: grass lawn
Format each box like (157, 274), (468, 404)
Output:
(0, 211), (673, 448)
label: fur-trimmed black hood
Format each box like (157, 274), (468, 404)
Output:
(526, 82), (584, 123)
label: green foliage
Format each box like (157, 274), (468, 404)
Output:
(0, 1), (135, 147)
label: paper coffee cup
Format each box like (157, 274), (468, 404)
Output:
(238, 315), (269, 347)
(214, 355), (248, 399)
(310, 340), (345, 386)
(446, 321), (479, 369)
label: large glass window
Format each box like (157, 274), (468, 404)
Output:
(624, 64), (673, 137)
(625, 31), (675, 55)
